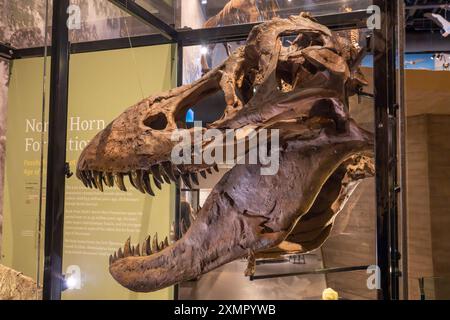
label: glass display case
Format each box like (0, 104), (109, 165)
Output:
(1, 0), (449, 301)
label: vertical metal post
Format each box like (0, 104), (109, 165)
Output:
(173, 40), (183, 301)
(373, 0), (400, 300)
(397, 0), (408, 300)
(43, 0), (70, 300)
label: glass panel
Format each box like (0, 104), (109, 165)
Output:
(178, 0), (373, 29)
(62, 44), (176, 300)
(69, 0), (159, 43)
(0, 1), (51, 299)
(403, 2), (450, 300)
(0, 0), (51, 49)
(177, 9), (377, 298)
(136, 0), (176, 27)
(0, 0), (162, 49)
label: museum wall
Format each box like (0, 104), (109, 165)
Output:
(322, 178), (377, 300)
(323, 69), (450, 300)
(1, 44), (176, 300)
(425, 114), (450, 299)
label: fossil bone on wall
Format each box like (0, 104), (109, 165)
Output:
(0, 58), (9, 257)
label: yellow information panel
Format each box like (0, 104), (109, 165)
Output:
(3, 44), (176, 300)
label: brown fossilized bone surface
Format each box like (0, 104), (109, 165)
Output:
(77, 13), (374, 292)
(0, 264), (41, 300)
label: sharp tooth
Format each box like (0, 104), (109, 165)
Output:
(153, 176), (162, 190)
(152, 233), (160, 252)
(142, 173), (155, 196)
(199, 170), (207, 179)
(117, 247), (124, 259)
(79, 171), (88, 188)
(80, 171), (91, 188)
(113, 252), (117, 261)
(151, 165), (164, 184)
(162, 162), (177, 183)
(145, 236), (152, 255)
(206, 168), (212, 175)
(91, 171), (98, 189)
(163, 236), (169, 248)
(159, 241), (164, 250)
(102, 174), (108, 186)
(141, 239), (147, 256)
(213, 164), (219, 172)
(94, 171), (104, 192)
(142, 236), (151, 255)
(181, 174), (192, 189)
(84, 171), (93, 188)
(176, 165), (184, 175)
(115, 173), (127, 191)
(87, 171), (97, 189)
(128, 173), (137, 188)
(135, 243), (140, 256)
(109, 255), (113, 265)
(105, 173), (114, 187)
(161, 170), (171, 184)
(190, 172), (199, 186)
(131, 170), (145, 193)
(124, 237), (132, 257)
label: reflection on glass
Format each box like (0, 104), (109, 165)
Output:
(136, 0), (175, 26)
(179, 0), (373, 29)
(0, 0), (161, 49)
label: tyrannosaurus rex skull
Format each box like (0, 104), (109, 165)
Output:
(77, 13), (374, 292)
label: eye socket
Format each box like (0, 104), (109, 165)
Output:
(143, 112), (168, 130)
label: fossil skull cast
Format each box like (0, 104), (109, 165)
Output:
(77, 13), (374, 292)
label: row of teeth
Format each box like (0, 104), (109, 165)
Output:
(78, 162), (220, 195)
(110, 214), (198, 265)
(109, 234), (170, 265)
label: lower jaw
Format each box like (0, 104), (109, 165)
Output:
(109, 123), (374, 292)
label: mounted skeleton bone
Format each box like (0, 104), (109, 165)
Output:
(77, 12), (374, 292)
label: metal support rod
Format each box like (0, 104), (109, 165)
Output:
(406, 4), (450, 10)
(398, 0), (408, 301)
(387, 0), (401, 301)
(108, 0), (177, 40)
(179, 10), (371, 46)
(173, 40), (183, 301)
(42, 0), (70, 300)
(373, 0), (400, 300)
(249, 265), (370, 281)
